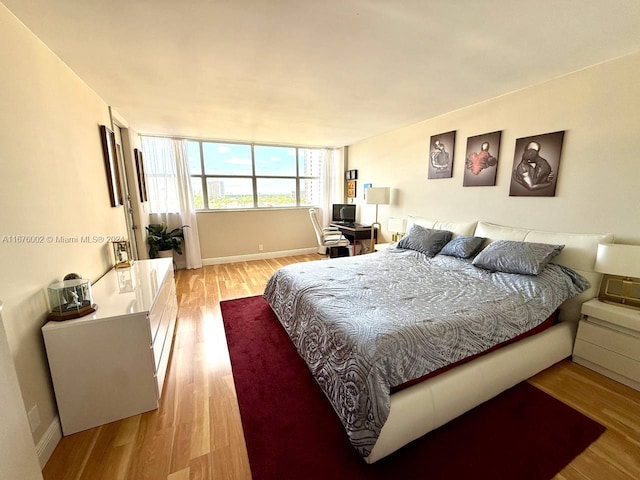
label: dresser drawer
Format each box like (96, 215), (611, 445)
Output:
(574, 339), (640, 383)
(156, 292), (178, 395)
(152, 281), (176, 370)
(577, 320), (640, 362)
(148, 269), (175, 342)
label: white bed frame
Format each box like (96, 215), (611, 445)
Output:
(365, 219), (613, 463)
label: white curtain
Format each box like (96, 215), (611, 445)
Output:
(320, 147), (345, 226)
(141, 136), (202, 270)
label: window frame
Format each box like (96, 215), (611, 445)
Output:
(188, 140), (323, 211)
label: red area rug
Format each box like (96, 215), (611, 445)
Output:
(221, 295), (605, 480)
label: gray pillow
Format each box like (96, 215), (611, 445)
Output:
(397, 225), (452, 257)
(472, 240), (564, 275)
(439, 236), (486, 259)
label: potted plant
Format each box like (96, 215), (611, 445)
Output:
(145, 223), (189, 258)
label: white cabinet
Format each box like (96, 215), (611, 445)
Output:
(573, 298), (640, 391)
(42, 258), (178, 436)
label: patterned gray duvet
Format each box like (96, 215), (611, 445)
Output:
(263, 248), (589, 457)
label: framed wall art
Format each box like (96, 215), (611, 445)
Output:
(346, 180), (357, 199)
(463, 131), (501, 187)
(363, 183), (372, 200)
(428, 130), (455, 179)
(134, 148), (148, 202)
(345, 169), (358, 180)
(99, 125), (123, 207)
(509, 131), (565, 197)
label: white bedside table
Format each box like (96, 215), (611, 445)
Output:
(573, 298), (640, 391)
(374, 242), (392, 252)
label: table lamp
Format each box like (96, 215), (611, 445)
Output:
(594, 243), (640, 309)
(366, 187), (390, 249)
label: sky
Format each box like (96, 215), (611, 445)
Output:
(186, 141), (320, 195)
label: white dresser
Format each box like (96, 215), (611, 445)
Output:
(42, 258), (178, 436)
(573, 298), (640, 391)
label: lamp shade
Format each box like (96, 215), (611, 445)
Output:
(366, 187), (390, 205)
(595, 243), (640, 278)
(388, 217), (406, 233)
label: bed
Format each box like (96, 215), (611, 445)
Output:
(263, 218), (613, 463)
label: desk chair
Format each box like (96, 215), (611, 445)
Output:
(309, 208), (351, 256)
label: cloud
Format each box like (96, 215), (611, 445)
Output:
(218, 146), (230, 153)
(226, 156), (251, 165)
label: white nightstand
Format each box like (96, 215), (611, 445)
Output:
(374, 242), (392, 252)
(573, 298), (640, 391)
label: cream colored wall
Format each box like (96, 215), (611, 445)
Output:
(0, 3), (127, 451)
(197, 208), (317, 260)
(348, 53), (640, 245)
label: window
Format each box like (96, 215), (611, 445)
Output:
(187, 140), (324, 210)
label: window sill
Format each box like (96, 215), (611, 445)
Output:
(195, 206), (320, 214)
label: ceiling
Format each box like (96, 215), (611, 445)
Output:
(4, 0), (640, 147)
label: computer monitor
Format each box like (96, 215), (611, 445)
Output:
(332, 204), (356, 223)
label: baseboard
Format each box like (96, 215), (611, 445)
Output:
(36, 416), (62, 469)
(202, 247), (319, 266)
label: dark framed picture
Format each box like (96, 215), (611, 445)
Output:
(428, 130), (455, 179)
(134, 148), (148, 202)
(99, 125), (122, 207)
(346, 180), (356, 198)
(509, 131), (565, 197)
(345, 169), (358, 180)
(463, 131), (501, 187)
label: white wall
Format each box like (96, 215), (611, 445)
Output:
(348, 53), (640, 245)
(0, 2), (127, 460)
(197, 208), (317, 261)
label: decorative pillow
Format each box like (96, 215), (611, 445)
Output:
(396, 225), (452, 257)
(472, 240), (564, 275)
(439, 236), (486, 259)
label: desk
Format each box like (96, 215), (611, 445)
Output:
(330, 223), (376, 254)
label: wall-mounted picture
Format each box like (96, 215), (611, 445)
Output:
(345, 169), (358, 180)
(346, 180), (356, 198)
(509, 131), (565, 197)
(134, 148), (148, 202)
(363, 183), (372, 200)
(99, 125), (123, 207)
(428, 130), (455, 179)
(463, 131), (501, 187)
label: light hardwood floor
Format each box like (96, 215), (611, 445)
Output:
(43, 255), (640, 480)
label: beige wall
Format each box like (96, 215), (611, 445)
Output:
(0, 3), (127, 450)
(348, 53), (640, 245)
(197, 208), (317, 260)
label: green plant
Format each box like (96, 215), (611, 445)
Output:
(145, 223), (189, 258)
